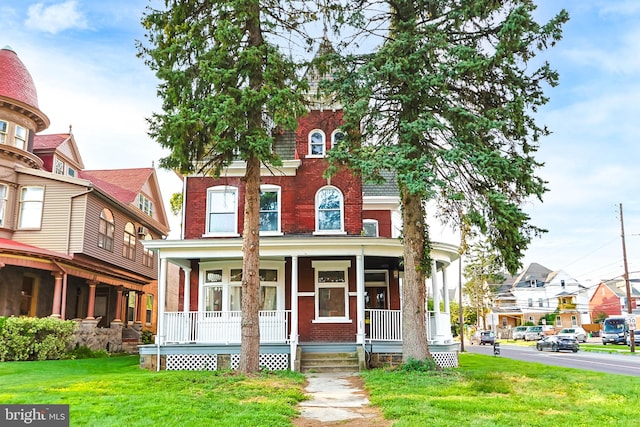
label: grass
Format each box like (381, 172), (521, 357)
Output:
(362, 352), (640, 426)
(2, 353), (640, 426)
(0, 355), (307, 426)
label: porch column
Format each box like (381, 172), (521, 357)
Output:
(442, 266), (450, 314)
(182, 267), (192, 313)
(431, 260), (442, 343)
(86, 281), (97, 320)
(290, 256), (299, 370)
(356, 253), (365, 345)
(136, 291), (145, 327)
(158, 257), (168, 346)
(114, 287), (124, 322)
(51, 272), (63, 318)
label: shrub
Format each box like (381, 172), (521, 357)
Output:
(66, 345), (110, 359)
(400, 357), (437, 372)
(141, 330), (154, 344)
(0, 316), (78, 361)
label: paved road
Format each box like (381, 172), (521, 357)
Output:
(466, 342), (640, 376)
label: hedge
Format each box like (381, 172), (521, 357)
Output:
(0, 316), (78, 361)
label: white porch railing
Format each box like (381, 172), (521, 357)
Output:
(365, 309), (451, 342)
(163, 311), (290, 344)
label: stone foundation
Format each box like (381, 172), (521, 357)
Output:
(71, 319), (139, 353)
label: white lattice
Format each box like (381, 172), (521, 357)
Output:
(432, 351), (458, 368)
(166, 354), (218, 371)
(230, 353), (289, 371)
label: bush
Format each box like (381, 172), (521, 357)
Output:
(0, 316), (78, 361)
(400, 357), (438, 372)
(141, 330), (154, 344)
(66, 345), (110, 359)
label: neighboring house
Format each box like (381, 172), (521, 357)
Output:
(589, 279), (640, 321)
(489, 263), (590, 336)
(0, 46), (171, 351)
(141, 40), (460, 372)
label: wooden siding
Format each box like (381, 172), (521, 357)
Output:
(82, 192), (158, 279)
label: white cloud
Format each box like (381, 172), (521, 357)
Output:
(25, 1), (87, 34)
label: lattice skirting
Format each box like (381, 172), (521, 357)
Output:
(166, 354), (218, 371)
(432, 351), (458, 368)
(230, 353), (290, 371)
(165, 353), (289, 371)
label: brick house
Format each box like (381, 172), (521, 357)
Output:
(0, 46), (171, 351)
(141, 40), (460, 371)
(589, 279), (640, 321)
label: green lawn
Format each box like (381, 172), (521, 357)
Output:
(2, 353), (640, 426)
(0, 356), (306, 426)
(363, 352), (640, 426)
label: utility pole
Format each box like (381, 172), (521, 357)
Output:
(619, 203), (635, 353)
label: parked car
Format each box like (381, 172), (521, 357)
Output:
(627, 330), (640, 346)
(479, 331), (495, 345)
(513, 326), (528, 340)
(557, 327), (588, 343)
(525, 325), (554, 341)
(536, 335), (579, 353)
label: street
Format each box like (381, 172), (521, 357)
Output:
(465, 342), (640, 376)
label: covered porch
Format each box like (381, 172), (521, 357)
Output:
(141, 236), (460, 371)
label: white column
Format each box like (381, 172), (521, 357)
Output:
(431, 260), (442, 343)
(442, 266), (450, 314)
(356, 253), (365, 345)
(182, 267), (192, 314)
(158, 258), (167, 345)
(290, 256), (299, 370)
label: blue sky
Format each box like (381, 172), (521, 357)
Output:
(3, 1), (640, 286)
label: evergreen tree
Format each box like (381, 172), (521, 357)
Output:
(325, 0), (568, 361)
(138, 0), (311, 373)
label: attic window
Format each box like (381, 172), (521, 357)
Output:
(54, 158), (64, 175)
(138, 193), (154, 217)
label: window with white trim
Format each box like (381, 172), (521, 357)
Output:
(206, 186), (238, 235)
(363, 219), (379, 237)
(571, 315), (577, 326)
(0, 184), (7, 227)
(67, 166), (76, 177)
(331, 129), (345, 149)
(54, 158), (65, 175)
(555, 316), (562, 327)
(138, 193), (154, 217)
(259, 185), (281, 234)
(18, 186), (44, 229)
(201, 261), (284, 312)
(142, 234), (154, 267)
(15, 125), (27, 150)
(98, 208), (115, 251)
(308, 130), (325, 157)
(0, 120), (7, 144)
(315, 186), (344, 233)
(313, 260), (351, 321)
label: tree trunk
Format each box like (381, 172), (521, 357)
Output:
(238, 154), (261, 373)
(401, 187), (432, 361)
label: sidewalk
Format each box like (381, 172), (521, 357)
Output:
(292, 372), (391, 427)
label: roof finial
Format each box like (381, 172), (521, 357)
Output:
(69, 124), (73, 134)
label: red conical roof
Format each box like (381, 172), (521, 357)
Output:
(0, 46), (39, 109)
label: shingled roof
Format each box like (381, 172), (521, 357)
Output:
(80, 168), (154, 205)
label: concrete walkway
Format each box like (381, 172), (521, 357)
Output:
(293, 372), (391, 426)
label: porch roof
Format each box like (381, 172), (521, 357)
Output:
(143, 236), (460, 268)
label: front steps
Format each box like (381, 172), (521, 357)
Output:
(299, 351), (361, 373)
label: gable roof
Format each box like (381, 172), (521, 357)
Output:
(80, 168), (153, 205)
(512, 262), (553, 288)
(33, 132), (85, 170)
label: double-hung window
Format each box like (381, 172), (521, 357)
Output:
(259, 185), (281, 234)
(98, 208), (115, 251)
(206, 186), (238, 235)
(315, 186), (344, 233)
(18, 186), (44, 229)
(123, 222), (136, 260)
(313, 260), (351, 321)
(0, 120), (7, 144)
(15, 126), (27, 150)
(308, 130), (325, 157)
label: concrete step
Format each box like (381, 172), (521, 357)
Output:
(299, 352), (360, 373)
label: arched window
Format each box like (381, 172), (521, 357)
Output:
(206, 186), (238, 235)
(315, 186), (344, 233)
(142, 234), (154, 268)
(331, 129), (345, 149)
(98, 208), (115, 251)
(308, 129), (326, 157)
(123, 222), (136, 260)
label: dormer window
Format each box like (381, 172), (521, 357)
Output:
(54, 158), (65, 175)
(0, 120), (7, 144)
(15, 126), (27, 150)
(308, 130), (326, 157)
